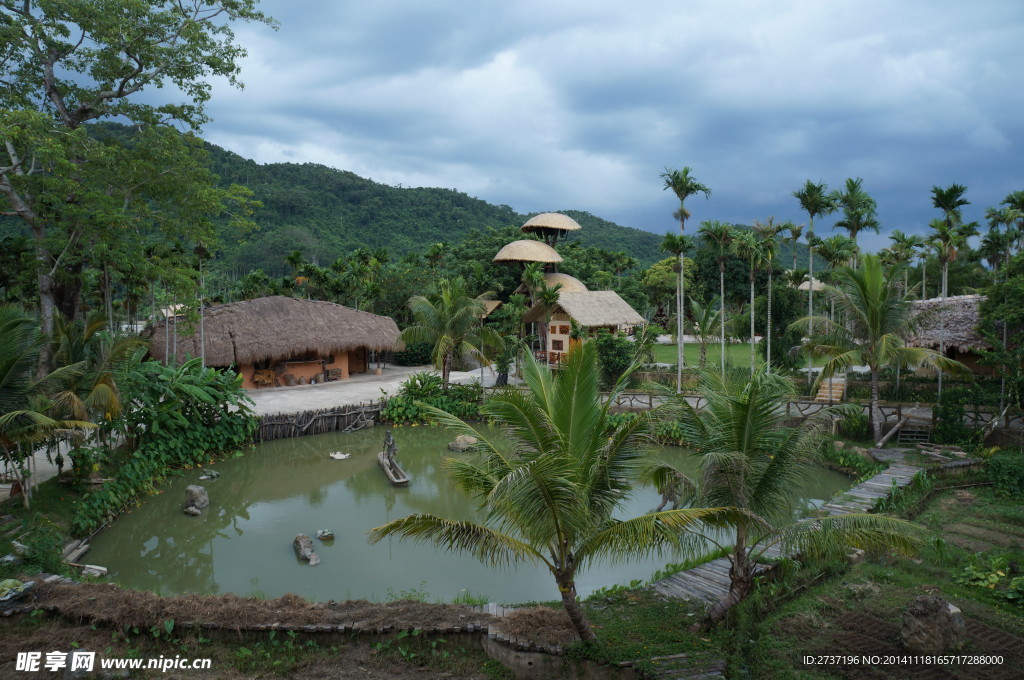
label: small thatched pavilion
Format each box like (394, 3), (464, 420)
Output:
(146, 296), (402, 388)
(492, 240), (563, 264)
(907, 294), (994, 374)
(521, 212), (582, 248)
(522, 290), (644, 360)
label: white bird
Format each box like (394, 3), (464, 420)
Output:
(329, 452), (351, 460)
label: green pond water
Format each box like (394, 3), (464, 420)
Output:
(86, 426), (851, 604)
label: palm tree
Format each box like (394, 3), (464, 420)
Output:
(785, 221), (804, 273)
(647, 366), (921, 624)
(888, 230), (926, 298)
(369, 344), (737, 642)
(794, 181), (836, 385)
(753, 219), (782, 372)
(792, 255), (965, 441)
(661, 233), (694, 391)
(0, 306), (92, 508)
(983, 207), (1019, 271)
(536, 281), (564, 361)
(661, 168), (712, 390)
(830, 178), (880, 264)
(927, 217), (979, 396)
(698, 220), (736, 377)
(401, 278), (503, 389)
(684, 296), (722, 369)
(731, 230), (767, 375)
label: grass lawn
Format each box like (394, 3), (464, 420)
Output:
(652, 343), (828, 369)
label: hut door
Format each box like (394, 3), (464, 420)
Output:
(350, 348), (368, 373)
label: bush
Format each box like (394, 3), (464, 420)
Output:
(933, 386), (976, 445)
(593, 329), (634, 389)
(988, 450), (1024, 499)
(837, 409), (869, 441)
(380, 371), (483, 424)
(390, 341), (433, 366)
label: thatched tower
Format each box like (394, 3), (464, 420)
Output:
(521, 212), (582, 248)
(146, 296), (402, 388)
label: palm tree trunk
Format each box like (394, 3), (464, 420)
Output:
(807, 223), (814, 388)
(766, 270), (773, 373)
(719, 263), (726, 378)
(705, 532), (752, 625)
(676, 257), (683, 392)
(680, 249), (687, 385)
(749, 273), (755, 376)
(442, 355), (450, 390)
(938, 262), (947, 397)
(557, 574), (597, 642)
(871, 368), (881, 442)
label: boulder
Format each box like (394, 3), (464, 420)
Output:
(293, 534), (321, 566)
(184, 485), (209, 510)
(183, 506), (201, 516)
(448, 434), (479, 452)
(900, 595), (966, 654)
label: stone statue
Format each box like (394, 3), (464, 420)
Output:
(384, 429), (398, 468)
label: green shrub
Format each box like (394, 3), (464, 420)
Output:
(818, 444), (885, 480)
(837, 409), (869, 441)
(391, 341), (433, 366)
(381, 371), (483, 424)
(933, 386), (975, 445)
(988, 449), (1024, 499)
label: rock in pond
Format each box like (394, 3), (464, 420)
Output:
(184, 485), (209, 510)
(316, 529), (334, 540)
(183, 506), (202, 516)
(448, 434), (479, 452)
(198, 470), (220, 480)
(293, 534), (321, 566)
(900, 595), (966, 654)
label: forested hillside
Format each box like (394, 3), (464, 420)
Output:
(204, 144), (665, 274)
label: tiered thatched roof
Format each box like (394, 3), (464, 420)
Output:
(146, 296), (402, 366)
(514, 272), (589, 295)
(492, 240), (563, 263)
(521, 212), (582, 233)
(907, 294), (991, 352)
(523, 291), (644, 327)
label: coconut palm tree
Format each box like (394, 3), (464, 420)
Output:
(794, 181), (836, 385)
(685, 296), (722, 369)
(830, 178), (880, 264)
(791, 254), (965, 441)
(647, 365), (921, 625)
(731, 230), (768, 375)
(698, 220), (736, 377)
(0, 306), (92, 508)
(661, 168), (712, 389)
(369, 344), (738, 642)
(401, 278), (503, 389)
(661, 233), (694, 391)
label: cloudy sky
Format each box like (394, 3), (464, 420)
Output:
(201, 0), (1024, 253)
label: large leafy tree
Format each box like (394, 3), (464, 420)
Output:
(794, 181), (835, 384)
(647, 366), (921, 624)
(369, 344), (737, 642)
(661, 168), (711, 388)
(400, 277), (502, 389)
(0, 0), (270, 361)
(792, 255), (964, 440)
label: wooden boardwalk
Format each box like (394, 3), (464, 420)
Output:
(652, 455), (921, 606)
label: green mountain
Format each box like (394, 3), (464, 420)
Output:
(204, 144), (665, 274)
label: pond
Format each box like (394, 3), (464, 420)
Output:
(86, 426), (851, 604)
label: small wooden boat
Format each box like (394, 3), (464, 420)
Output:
(377, 450), (410, 486)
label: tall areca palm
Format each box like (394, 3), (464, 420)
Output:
(401, 278), (503, 389)
(648, 366), (921, 624)
(661, 167), (712, 389)
(698, 220), (736, 377)
(888, 230), (926, 298)
(927, 216), (979, 396)
(983, 207), (1019, 271)
(731, 230), (767, 375)
(536, 281), (564, 360)
(830, 178), (880, 264)
(753, 219), (782, 372)
(792, 255), (965, 441)
(785, 221), (804, 273)
(661, 233), (694, 391)
(684, 296), (722, 369)
(794, 181), (836, 384)
(369, 344), (737, 641)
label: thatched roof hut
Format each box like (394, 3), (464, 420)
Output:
(493, 240), (563, 263)
(514, 272), (589, 295)
(521, 212), (582, 233)
(523, 291), (644, 327)
(146, 296), (402, 367)
(907, 294), (990, 352)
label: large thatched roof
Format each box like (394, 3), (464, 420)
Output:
(493, 240), (563, 263)
(145, 296), (402, 366)
(523, 290), (644, 327)
(521, 212), (582, 233)
(907, 294), (991, 352)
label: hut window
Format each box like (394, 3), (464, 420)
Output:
(552, 340), (564, 351)
(559, 325), (570, 335)
(550, 325), (558, 335)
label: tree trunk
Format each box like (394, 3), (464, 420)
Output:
(676, 255), (682, 392)
(871, 368), (881, 442)
(442, 354), (450, 390)
(704, 534), (752, 625)
(749, 273), (755, 376)
(766, 270), (773, 373)
(938, 262), (947, 397)
(557, 575), (597, 643)
(807, 220), (814, 388)
(719, 262), (726, 378)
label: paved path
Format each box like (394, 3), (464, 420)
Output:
(652, 449), (921, 605)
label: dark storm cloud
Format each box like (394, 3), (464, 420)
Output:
(200, 0), (1024, 250)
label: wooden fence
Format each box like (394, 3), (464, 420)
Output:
(256, 401), (385, 442)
